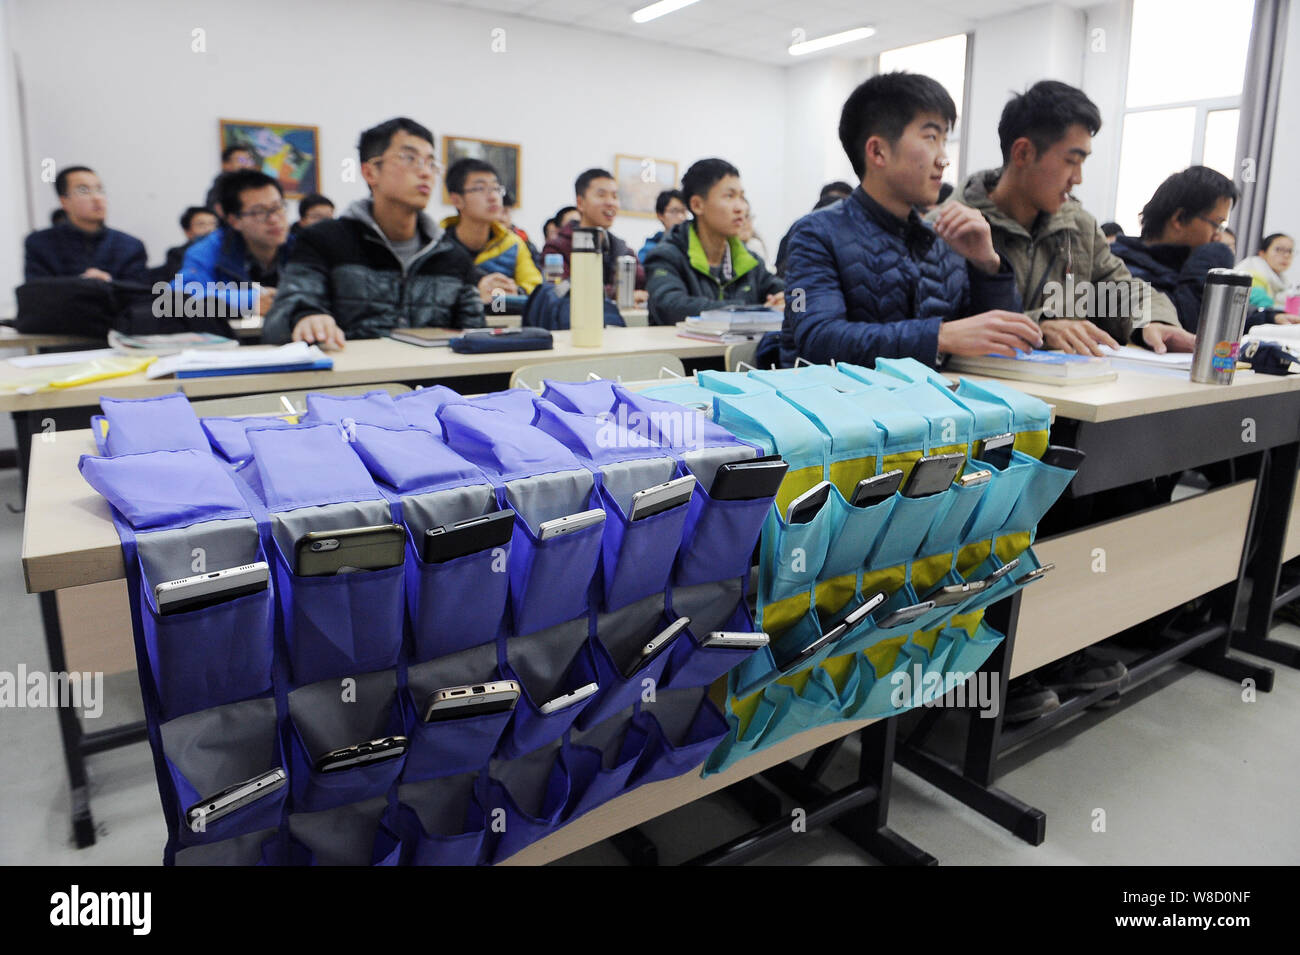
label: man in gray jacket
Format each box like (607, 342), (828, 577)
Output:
(264, 117), (483, 347)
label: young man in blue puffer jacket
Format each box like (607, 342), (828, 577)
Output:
(780, 72), (1040, 369)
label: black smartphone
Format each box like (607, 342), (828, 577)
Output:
(1040, 446), (1087, 471)
(850, 469), (903, 507)
(980, 433), (1016, 470)
(786, 480), (832, 524)
(710, 454), (789, 501)
(423, 509), (515, 563)
(901, 453), (966, 498)
(314, 736), (409, 773)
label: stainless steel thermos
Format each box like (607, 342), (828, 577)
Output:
(1189, 268), (1252, 384)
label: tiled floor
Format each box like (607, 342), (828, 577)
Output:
(2, 464), (1296, 866)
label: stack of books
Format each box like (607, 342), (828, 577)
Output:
(948, 350), (1117, 385)
(676, 305), (782, 343)
(107, 330), (239, 354)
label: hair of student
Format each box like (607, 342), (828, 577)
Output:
(446, 157), (498, 195)
(1138, 165), (1239, 239)
(1261, 233), (1292, 252)
(542, 216), (557, 235)
(838, 72), (957, 180)
(1100, 221), (1124, 237)
(51, 209), (68, 226)
(298, 193), (333, 219)
(502, 190), (516, 208)
(218, 169), (282, 217)
(180, 206), (215, 231)
(357, 117), (436, 163)
(680, 159), (740, 203)
(819, 181), (853, 201)
(555, 205), (579, 221)
(998, 80), (1101, 165)
(574, 168), (615, 197)
(813, 193), (844, 211)
(655, 189), (686, 216)
(221, 144), (255, 163)
(54, 165), (95, 197)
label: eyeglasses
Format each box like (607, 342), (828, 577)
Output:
(1197, 215), (1229, 234)
(70, 186), (106, 198)
(372, 149), (442, 174)
(464, 184), (506, 198)
(240, 201), (288, 222)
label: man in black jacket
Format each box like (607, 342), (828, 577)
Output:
(1110, 165), (1238, 332)
(264, 117), (484, 347)
(646, 158), (784, 326)
(24, 166), (148, 284)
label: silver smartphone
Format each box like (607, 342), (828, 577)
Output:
(538, 681), (599, 715)
(876, 600), (937, 629)
(1015, 563), (1055, 587)
(621, 616), (690, 679)
(821, 589), (889, 643)
(185, 768), (286, 831)
(538, 508), (606, 540)
(922, 580), (988, 608)
(422, 680), (521, 722)
(701, 631), (770, 649)
(980, 557), (1022, 586)
(628, 475), (696, 521)
(786, 480), (833, 524)
(155, 561), (269, 615)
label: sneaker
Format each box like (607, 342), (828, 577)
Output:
(1003, 676), (1060, 723)
(1041, 649), (1127, 693)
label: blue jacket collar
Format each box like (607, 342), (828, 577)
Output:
(851, 185), (935, 260)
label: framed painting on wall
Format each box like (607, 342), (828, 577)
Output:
(441, 135), (522, 204)
(614, 154), (679, 218)
(218, 119), (320, 199)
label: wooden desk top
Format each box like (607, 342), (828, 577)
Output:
(0, 326), (103, 354)
(0, 327), (725, 413)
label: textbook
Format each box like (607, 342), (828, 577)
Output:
(107, 330), (239, 355)
(145, 342), (332, 379)
(948, 350), (1117, 385)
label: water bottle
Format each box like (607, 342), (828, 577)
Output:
(570, 227), (603, 348)
(543, 253), (564, 285)
(616, 255), (638, 309)
(1189, 269), (1252, 384)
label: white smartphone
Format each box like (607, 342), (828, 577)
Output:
(701, 631), (770, 649)
(821, 590), (888, 643)
(185, 768), (286, 831)
(538, 681), (599, 715)
(422, 680), (521, 722)
(628, 475), (696, 521)
(538, 508), (606, 540)
(155, 561), (269, 615)
(622, 616), (691, 679)
(876, 600), (937, 629)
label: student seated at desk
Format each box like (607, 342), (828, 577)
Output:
(291, 193), (335, 236)
(179, 170), (293, 318)
(263, 117), (484, 348)
(149, 205), (219, 285)
(957, 81), (1190, 355)
(645, 158), (783, 326)
(542, 168), (647, 306)
(24, 166), (149, 284)
(1109, 166), (1239, 332)
(780, 72), (1037, 369)
(204, 145), (259, 214)
(441, 158), (542, 304)
(1238, 233), (1294, 312)
(638, 189), (688, 263)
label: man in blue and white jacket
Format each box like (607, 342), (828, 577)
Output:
(781, 72), (1040, 369)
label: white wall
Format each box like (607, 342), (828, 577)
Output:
(965, 3), (1087, 176)
(0, 0), (26, 315)
(780, 57), (861, 229)
(4, 0), (787, 269)
(1263, 0), (1300, 245)
(1075, 0), (1130, 219)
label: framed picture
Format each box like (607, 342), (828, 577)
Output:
(614, 154), (679, 218)
(219, 119), (320, 199)
(441, 135), (522, 205)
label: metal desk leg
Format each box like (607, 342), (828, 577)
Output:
(1236, 441), (1300, 668)
(38, 590), (97, 848)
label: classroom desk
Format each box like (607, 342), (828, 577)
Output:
(0, 326), (104, 354)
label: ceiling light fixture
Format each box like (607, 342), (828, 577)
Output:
(632, 0), (702, 24)
(789, 26), (877, 56)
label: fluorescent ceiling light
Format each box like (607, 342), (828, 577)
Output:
(789, 26), (877, 56)
(632, 0), (701, 24)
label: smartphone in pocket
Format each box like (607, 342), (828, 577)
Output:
(185, 768), (286, 831)
(629, 475), (696, 521)
(901, 454), (966, 498)
(850, 469), (903, 507)
(423, 509), (515, 563)
(537, 508), (606, 540)
(295, 524), (406, 576)
(314, 736), (409, 773)
(621, 617), (690, 679)
(155, 562), (269, 615)
(422, 680), (521, 722)
(710, 454), (789, 501)
(785, 480), (832, 524)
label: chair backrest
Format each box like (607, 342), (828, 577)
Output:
(509, 353), (685, 391)
(189, 382), (412, 417)
(724, 340), (759, 373)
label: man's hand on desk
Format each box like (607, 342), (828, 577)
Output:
(633, 289), (648, 307)
(477, 273), (518, 303)
(1039, 318), (1118, 357)
(292, 313), (346, 351)
(1140, 323), (1196, 354)
(937, 310), (1042, 357)
(80, 268), (112, 281)
(764, 292), (785, 309)
(256, 286), (277, 316)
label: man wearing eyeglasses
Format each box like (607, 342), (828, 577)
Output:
(442, 158), (542, 304)
(24, 166), (148, 284)
(178, 169), (293, 317)
(264, 117), (484, 348)
(1109, 166), (1239, 332)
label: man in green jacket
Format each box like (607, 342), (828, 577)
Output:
(958, 81), (1191, 356)
(645, 157), (784, 326)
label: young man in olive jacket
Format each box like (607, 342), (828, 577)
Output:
(645, 158), (784, 326)
(264, 117), (483, 348)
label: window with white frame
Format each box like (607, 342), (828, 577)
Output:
(1111, 0), (1253, 234)
(878, 33), (969, 186)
